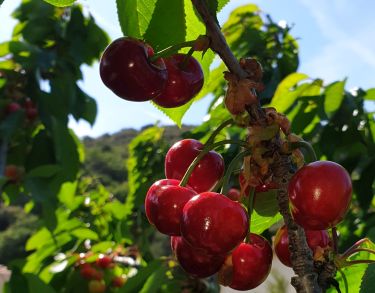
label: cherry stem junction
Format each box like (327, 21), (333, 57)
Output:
(179, 139), (249, 187)
(205, 118), (234, 145)
(289, 140), (317, 163)
(150, 40), (196, 62)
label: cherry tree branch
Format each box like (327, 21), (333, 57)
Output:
(191, 1), (322, 292)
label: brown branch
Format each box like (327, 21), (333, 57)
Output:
(191, 1), (322, 292)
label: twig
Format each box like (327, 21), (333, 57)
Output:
(191, 1), (322, 292)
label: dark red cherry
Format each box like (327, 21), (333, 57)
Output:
(227, 234), (273, 291)
(274, 225), (330, 267)
(227, 188), (241, 201)
(99, 37), (167, 101)
(152, 54), (204, 108)
(171, 236), (225, 278)
(145, 179), (197, 235)
(6, 102), (21, 114)
(96, 254), (113, 269)
(289, 161), (352, 230)
(165, 139), (225, 193)
(181, 192), (249, 254)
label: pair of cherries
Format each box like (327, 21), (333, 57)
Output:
(145, 139), (273, 290)
(99, 37), (204, 108)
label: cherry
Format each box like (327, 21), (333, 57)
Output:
(88, 280), (106, 293)
(145, 179), (197, 235)
(274, 225), (330, 267)
(79, 263), (103, 280)
(165, 139), (225, 193)
(4, 165), (23, 183)
(289, 161), (352, 230)
(171, 236), (225, 278)
(25, 107), (38, 121)
(224, 234), (273, 291)
(99, 37), (167, 102)
(6, 102), (21, 114)
(227, 188), (241, 201)
(181, 192), (249, 254)
(152, 54), (204, 108)
(96, 254), (113, 269)
(111, 276), (126, 288)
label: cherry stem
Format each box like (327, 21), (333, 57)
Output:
(343, 260), (375, 266)
(337, 269), (349, 293)
(179, 139), (249, 187)
(342, 238), (370, 257)
(245, 187), (255, 243)
(343, 248), (375, 258)
(332, 227), (339, 254)
(289, 140), (317, 163)
(220, 149), (252, 195)
(180, 47), (195, 70)
(205, 118), (234, 145)
(150, 40), (196, 62)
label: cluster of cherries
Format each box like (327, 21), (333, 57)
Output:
(76, 253), (126, 293)
(3, 97), (38, 121)
(99, 37), (204, 108)
(145, 138), (353, 291)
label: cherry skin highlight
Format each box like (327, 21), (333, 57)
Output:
(145, 179), (197, 235)
(153, 54), (204, 108)
(289, 161), (352, 230)
(165, 139), (225, 193)
(100, 37), (167, 102)
(274, 225), (330, 267)
(171, 236), (225, 278)
(181, 192), (249, 254)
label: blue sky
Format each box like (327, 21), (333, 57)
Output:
(1, 0), (375, 137)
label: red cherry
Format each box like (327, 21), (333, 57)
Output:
(152, 54), (204, 108)
(26, 107), (38, 121)
(79, 264), (103, 280)
(96, 254), (112, 269)
(99, 37), (167, 102)
(181, 192), (249, 254)
(88, 280), (106, 293)
(111, 276), (126, 288)
(6, 102), (21, 114)
(165, 139), (225, 193)
(289, 161), (352, 230)
(145, 180), (197, 235)
(171, 236), (225, 278)
(274, 225), (330, 267)
(239, 171), (278, 195)
(228, 234), (273, 291)
(24, 98), (34, 109)
(4, 165), (23, 183)
(227, 188), (241, 201)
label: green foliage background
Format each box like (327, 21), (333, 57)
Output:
(0, 0), (374, 292)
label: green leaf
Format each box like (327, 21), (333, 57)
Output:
(251, 190), (283, 234)
(0, 0), (4, 6)
(116, 0), (158, 39)
(324, 80), (346, 118)
(26, 165), (62, 178)
(360, 264), (375, 293)
(270, 73), (309, 113)
(25, 274), (56, 293)
(139, 265), (168, 293)
(71, 228), (99, 240)
(151, 101), (193, 128)
(364, 88), (375, 100)
(144, 0), (186, 49)
(43, 0), (76, 7)
(104, 201), (128, 220)
(26, 228), (52, 251)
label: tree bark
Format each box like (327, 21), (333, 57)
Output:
(191, 1), (322, 292)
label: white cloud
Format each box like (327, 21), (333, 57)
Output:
(297, 0), (375, 88)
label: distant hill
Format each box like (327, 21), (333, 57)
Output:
(82, 125), (193, 198)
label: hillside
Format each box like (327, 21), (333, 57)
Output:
(82, 125), (193, 198)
